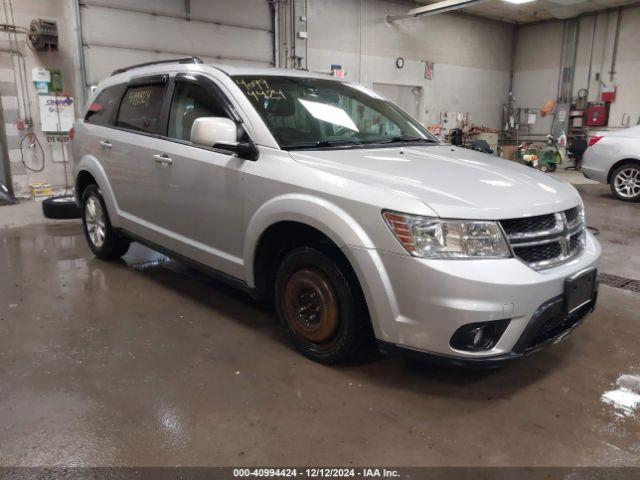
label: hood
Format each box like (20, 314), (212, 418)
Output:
(290, 145), (581, 219)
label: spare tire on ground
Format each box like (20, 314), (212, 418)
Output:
(42, 195), (81, 219)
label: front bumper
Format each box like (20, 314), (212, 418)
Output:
(378, 291), (597, 367)
(343, 231), (601, 361)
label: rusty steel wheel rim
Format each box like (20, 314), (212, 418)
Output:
(282, 267), (340, 345)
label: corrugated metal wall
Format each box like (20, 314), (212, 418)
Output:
(79, 0), (275, 85)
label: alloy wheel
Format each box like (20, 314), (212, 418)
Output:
(614, 167), (640, 199)
(85, 195), (106, 248)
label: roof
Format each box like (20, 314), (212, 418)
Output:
(98, 60), (342, 92)
(211, 64), (338, 80)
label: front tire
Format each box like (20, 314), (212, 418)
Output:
(610, 163), (640, 202)
(275, 247), (370, 364)
(81, 184), (131, 259)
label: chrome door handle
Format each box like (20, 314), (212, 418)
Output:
(99, 140), (112, 150)
(153, 154), (173, 166)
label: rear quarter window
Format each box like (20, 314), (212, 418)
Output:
(85, 84), (126, 126)
(116, 84), (165, 134)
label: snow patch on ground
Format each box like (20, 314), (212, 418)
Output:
(602, 374), (640, 418)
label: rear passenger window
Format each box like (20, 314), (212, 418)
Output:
(168, 81), (229, 142)
(85, 84), (126, 126)
(116, 84), (165, 134)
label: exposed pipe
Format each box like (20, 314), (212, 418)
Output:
(272, 0), (279, 67)
(359, 0), (363, 83)
(7, 0), (32, 124)
(598, 8), (610, 98)
(585, 13), (597, 100)
(609, 7), (622, 82)
(72, 0), (89, 104)
(304, 0), (308, 70)
(508, 23), (517, 99)
(555, 20), (567, 102)
(0, 94), (14, 196)
(1, 0), (22, 120)
(386, 0), (490, 22)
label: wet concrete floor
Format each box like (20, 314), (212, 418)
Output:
(0, 183), (638, 466)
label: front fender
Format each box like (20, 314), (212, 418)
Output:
(243, 194), (376, 287)
(75, 154), (121, 228)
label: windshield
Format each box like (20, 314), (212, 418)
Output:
(233, 76), (439, 150)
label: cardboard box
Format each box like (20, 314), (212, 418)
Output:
(500, 145), (516, 161)
(29, 182), (53, 198)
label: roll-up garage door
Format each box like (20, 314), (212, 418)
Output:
(79, 0), (274, 86)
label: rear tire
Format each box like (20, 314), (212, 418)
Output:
(81, 184), (131, 259)
(610, 163), (640, 202)
(275, 246), (370, 364)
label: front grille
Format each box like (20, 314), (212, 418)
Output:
(499, 206), (585, 270)
(569, 232), (583, 250)
(501, 213), (556, 237)
(565, 206), (580, 225)
(514, 241), (562, 264)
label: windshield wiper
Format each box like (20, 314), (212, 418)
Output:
(377, 135), (438, 144)
(284, 139), (363, 150)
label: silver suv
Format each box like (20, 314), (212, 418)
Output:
(72, 58), (601, 365)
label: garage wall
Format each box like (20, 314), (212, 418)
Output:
(304, 0), (515, 129)
(0, 0), (80, 197)
(79, 0), (275, 86)
(512, 4), (640, 135)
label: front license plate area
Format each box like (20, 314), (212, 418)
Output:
(564, 269), (597, 314)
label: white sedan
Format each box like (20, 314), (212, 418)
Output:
(582, 125), (640, 202)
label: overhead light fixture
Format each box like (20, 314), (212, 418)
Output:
(503, 0), (536, 4)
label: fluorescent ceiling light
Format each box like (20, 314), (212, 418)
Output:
(503, 0), (535, 4)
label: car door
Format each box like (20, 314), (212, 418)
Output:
(105, 74), (171, 238)
(146, 73), (249, 278)
(82, 82), (127, 198)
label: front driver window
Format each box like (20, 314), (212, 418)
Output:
(168, 81), (228, 142)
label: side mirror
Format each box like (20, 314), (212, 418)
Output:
(191, 117), (237, 146)
(190, 117), (259, 161)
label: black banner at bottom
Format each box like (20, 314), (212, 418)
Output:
(0, 468), (638, 480)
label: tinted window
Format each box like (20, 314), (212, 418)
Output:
(116, 84), (165, 133)
(168, 81), (228, 142)
(85, 84), (126, 125)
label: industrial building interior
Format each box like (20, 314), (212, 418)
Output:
(0, 0), (639, 476)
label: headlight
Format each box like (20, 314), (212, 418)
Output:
(383, 211), (511, 259)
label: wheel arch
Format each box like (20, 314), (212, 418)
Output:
(74, 155), (121, 227)
(607, 158), (640, 184)
(244, 194), (376, 298)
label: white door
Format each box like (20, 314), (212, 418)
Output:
(372, 83), (422, 121)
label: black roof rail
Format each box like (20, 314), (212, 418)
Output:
(111, 57), (204, 75)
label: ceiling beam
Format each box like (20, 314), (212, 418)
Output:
(387, 0), (492, 22)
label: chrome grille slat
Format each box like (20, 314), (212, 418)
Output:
(499, 207), (585, 270)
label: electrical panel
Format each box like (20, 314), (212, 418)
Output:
(586, 104), (608, 127)
(29, 19), (58, 51)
